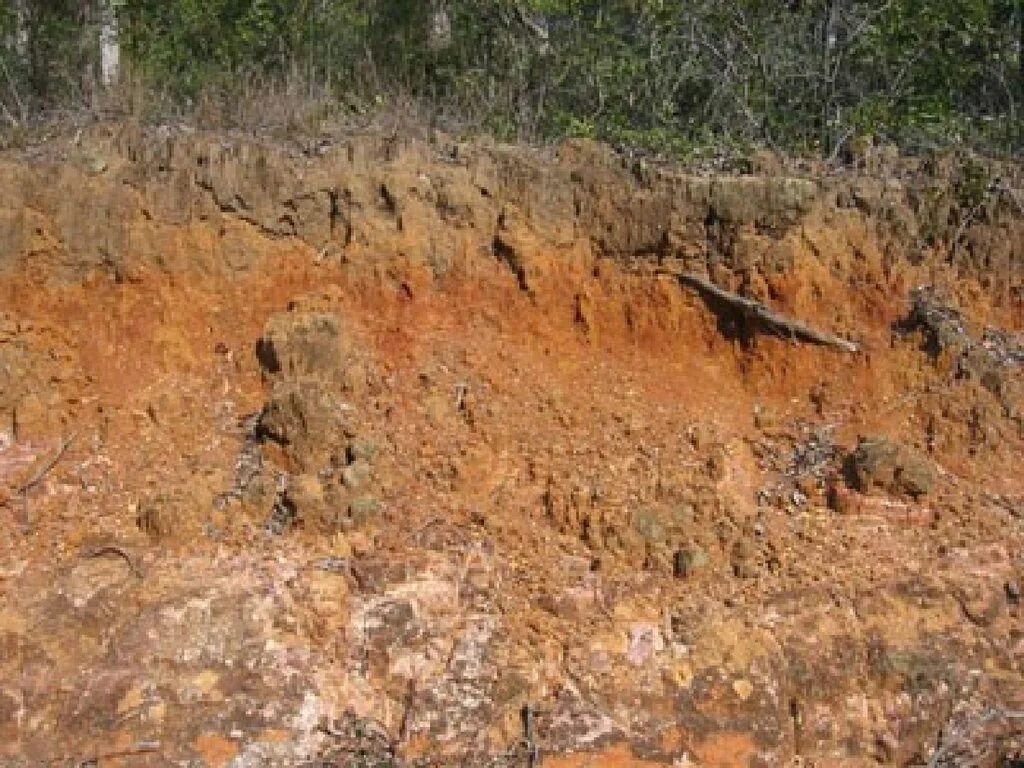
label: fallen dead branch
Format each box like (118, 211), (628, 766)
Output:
(17, 433), (77, 496)
(658, 271), (860, 353)
(5, 433), (77, 531)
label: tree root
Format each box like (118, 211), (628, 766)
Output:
(663, 271), (860, 353)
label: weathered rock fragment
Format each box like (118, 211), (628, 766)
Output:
(844, 437), (936, 498)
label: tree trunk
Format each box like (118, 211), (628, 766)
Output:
(12, 0), (29, 56)
(820, 0), (840, 156)
(428, 0), (452, 51)
(99, 0), (119, 87)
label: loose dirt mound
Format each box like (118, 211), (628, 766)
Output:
(0, 126), (1022, 767)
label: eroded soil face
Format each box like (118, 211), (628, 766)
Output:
(0, 127), (1022, 767)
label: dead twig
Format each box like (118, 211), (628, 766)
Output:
(17, 433), (77, 496)
(521, 703), (543, 768)
(80, 544), (145, 580)
(397, 677), (417, 749)
(952, 587), (1004, 628)
(11, 433), (77, 531)
(950, 199), (987, 262)
(663, 271), (860, 353)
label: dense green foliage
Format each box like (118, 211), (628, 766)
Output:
(1, 0), (1021, 157)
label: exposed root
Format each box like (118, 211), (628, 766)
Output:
(662, 270), (861, 353)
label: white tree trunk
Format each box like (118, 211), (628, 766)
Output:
(428, 1), (452, 50)
(13, 0), (28, 56)
(99, 0), (120, 87)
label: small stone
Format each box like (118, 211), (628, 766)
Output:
(0, 419), (12, 452)
(673, 547), (709, 578)
(329, 535), (354, 558)
(753, 404), (779, 431)
(148, 701), (167, 722)
(341, 459), (372, 490)
(732, 678), (754, 701)
(116, 683), (145, 715)
(626, 623), (663, 666)
(665, 661), (695, 689)
(346, 440), (379, 463)
(1006, 581), (1021, 605)
(190, 670), (221, 697)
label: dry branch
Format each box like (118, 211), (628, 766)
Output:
(663, 271), (860, 353)
(7, 433), (77, 530)
(17, 433), (77, 496)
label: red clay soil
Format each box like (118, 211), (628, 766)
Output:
(0, 126), (1022, 767)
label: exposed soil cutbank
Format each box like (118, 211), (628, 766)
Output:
(0, 125), (1022, 767)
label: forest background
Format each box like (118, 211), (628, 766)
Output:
(1, 0), (1021, 160)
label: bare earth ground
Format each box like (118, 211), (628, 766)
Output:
(0, 126), (1022, 767)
